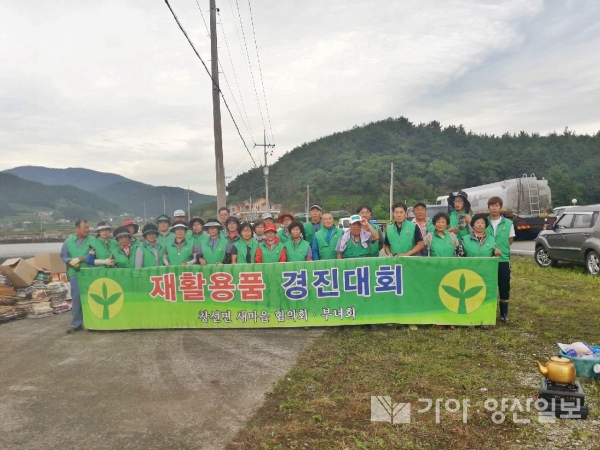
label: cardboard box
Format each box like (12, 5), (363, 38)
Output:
(34, 253), (67, 274)
(0, 258), (39, 288)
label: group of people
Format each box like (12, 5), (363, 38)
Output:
(62, 194), (514, 333)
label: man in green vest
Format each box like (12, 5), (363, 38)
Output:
(486, 196), (515, 323)
(357, 204), (384, 256)
(156, 214), (172, 247)
(336, 215), (379, 259)
(384, 202), (424, 257)
(304, 204), (323, 244)
(312, 211), (344, 260)
(60, 219), (95, 334)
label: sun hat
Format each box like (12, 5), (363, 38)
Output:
(156, 214), (171, 223)
(203, 218), (223, 230)
(188, 216), (205, 228)
(113, 226), (131, 239)
(142, 223), (159, 236)
(96, 221), (112, 232)
(277, 213), (294, 224)
(122, 220), (139, 234)
(448, 191), (471, 212)
(172, 222), (188, 230)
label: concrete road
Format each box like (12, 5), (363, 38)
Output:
(511, 240), (535, 256)
(0, 314), (322, 450)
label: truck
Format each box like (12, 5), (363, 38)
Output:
(436, 174), (554, 240)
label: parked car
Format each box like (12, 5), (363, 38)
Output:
(552, 206), (574, 218)
(338, 217), (350, 232)
(534, 204), (600, 275)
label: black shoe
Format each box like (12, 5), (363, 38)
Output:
(500, 315), (509, 323)
(67, 325), (84, 334)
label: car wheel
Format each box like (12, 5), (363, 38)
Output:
(586, 250), (600, 276)
(535, 247), (557, 268)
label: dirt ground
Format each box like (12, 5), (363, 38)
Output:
(0, 314), (322, 449)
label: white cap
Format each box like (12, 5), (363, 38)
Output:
(173, 209), (186, 217)
(349, 214), (362, 225)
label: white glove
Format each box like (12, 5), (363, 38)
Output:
(94, 258), (115, 266)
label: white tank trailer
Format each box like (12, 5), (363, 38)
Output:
(438, 174), (554, 239)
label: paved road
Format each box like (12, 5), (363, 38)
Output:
(511, 240), (535, 256)
(0, 314), (322, 450)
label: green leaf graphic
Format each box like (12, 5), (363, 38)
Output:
(459, 274), (466, 293)
(463, 286), (483, 298)
(442, 285), (462, 298)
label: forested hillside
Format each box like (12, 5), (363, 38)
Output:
(227, 117), (599, 217)
(0, 173), (119, 220)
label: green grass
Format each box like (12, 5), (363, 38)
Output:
(227, 257), (600, 450)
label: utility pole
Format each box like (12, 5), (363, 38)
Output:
(210, 0), (226, 209)
(306, 184), (310, 223)
(254, 129), (275, 213)
(187, 186), (191, 220)
(143, 202), (147, 223)
(163, 194), (166, 214)
(389, 162), (394, 222)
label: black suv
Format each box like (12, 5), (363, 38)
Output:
(534, 205), (600, 275)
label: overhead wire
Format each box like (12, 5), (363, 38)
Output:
(231, 0), (267, 139)
(164, 0), (257, 168)
(246, 0), (275, 146)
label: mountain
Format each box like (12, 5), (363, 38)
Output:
(2, 166), (216, 217)
(226, 117), (600, 217)
(0, 173), (119, 220)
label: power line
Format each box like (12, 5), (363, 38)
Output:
(217, 9), (255, 142)
(246, 0), (275, 146)
(164, 0), (257, 168)
(231, 0), (266, 137)
(218, 63), (254, 142)
(193, 0), (210, 37)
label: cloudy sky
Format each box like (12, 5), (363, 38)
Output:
(1, 0), (599, 196)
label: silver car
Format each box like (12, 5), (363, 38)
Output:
(534, 204), (600, 275)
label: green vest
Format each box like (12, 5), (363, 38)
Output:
(277, 228), (291, 244)
(165, 239), (195, 266)
(190, 233), (209, 248)
(113, 245), (137, 268)
(157, 232), (173, 247)
(426, 231), (457, 257)
(449, 210), (470, 238)
(303, 221), (321, 244)
(259, 241), (285, 263)
(199, 236), (229, 264)
(284, 239), (310, 262)
(461, 234), (496, 257)
(140, 241), (164, 267)
(342, 238), (372, 259)
(314, 226), (344, 260)
(65, 234), (95, 276)
(386, 220), (417, 255)
(486, 216), (513, 262)
(233, 239), (259, 264)
(91, 237), (117, 260)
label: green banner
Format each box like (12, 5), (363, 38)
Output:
(78, 257), (499, 329)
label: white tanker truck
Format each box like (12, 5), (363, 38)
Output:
(437, 174), (554, 239)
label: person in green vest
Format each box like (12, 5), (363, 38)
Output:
(336, 215), (378, 259)
(61, 219), (95, 333)
(422, 212), (459, 257)
(255, 223), (286, 263)
(196, 219), (236, 265)
(448, 191), (472, 238)
(164, 223), (197, 266)
(277, 213), (294, 244)
(156, 214), (172, 247)
(112, 226), (138, 268)
(232, 222), (258, 264)
(188, 216), (207, 248)
(312, 211), (344, 260)
(90, 221), (118, 266)
(411, 202), (435, 239)
(303, 204), (323, 244)
(224, 217), (241, 244)
(136, 223), (164, 268)
(284, 221), (312, 262)
(459, 214), (501, 258)
(122, 220), (141, 249)
(356, 204), (384, 256)
(384, 202), (424, 257)
(486, 196), (515, 323)
(171, 210), (193, 241)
